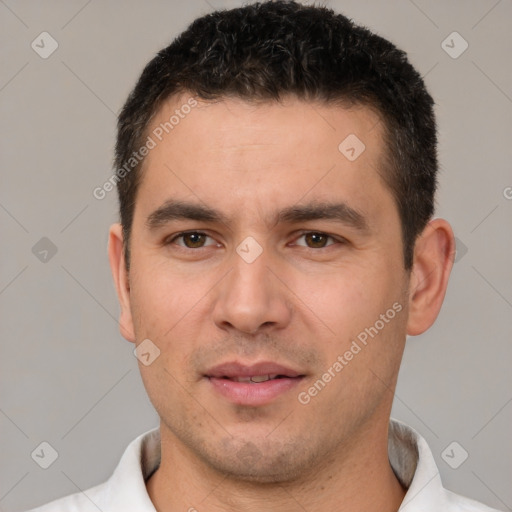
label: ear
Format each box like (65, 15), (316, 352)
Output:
(108, 223), (136, 343)
(406, 218), (455, 336)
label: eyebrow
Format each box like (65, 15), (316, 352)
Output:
(146, 199), (369, 233)
(275, 202), (368, 232)
(146, 200), (229, 228)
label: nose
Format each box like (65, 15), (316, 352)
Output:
(212, 247), (292, 335)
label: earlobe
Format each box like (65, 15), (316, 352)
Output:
(406, 218), (455, 336)
(108, 223), (136, 343)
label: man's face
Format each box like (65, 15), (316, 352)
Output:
(120, 95), (411, 482)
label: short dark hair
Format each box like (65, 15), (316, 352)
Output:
(115, 0), (437, 270)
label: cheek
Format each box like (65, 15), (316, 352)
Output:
(128, 258), (204, 334)
(290, 265), (386, 330)
(128, 260), (215, 382)
(291, 259), (407, 366)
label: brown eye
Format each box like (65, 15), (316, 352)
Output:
(291, 231), (345, 250)
(170, 232), (217, 249)
(182, 232), (207, 248)
(304, 232), (330, 248)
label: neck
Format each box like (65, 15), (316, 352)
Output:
(146, 418), (406, 512)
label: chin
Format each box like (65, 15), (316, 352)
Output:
(198, 437), (321, 484)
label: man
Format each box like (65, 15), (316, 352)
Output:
(28, 1), (502, 511)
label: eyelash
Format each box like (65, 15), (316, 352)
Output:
(166, 231), (343, 250)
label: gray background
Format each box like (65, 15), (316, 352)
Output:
(0, 1), (511, 511)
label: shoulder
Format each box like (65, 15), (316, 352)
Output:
(389, 419), (504, 512)
(24, 427), (160, 512)
(442, 488), (504, 512)
(24, 482), (107, 512)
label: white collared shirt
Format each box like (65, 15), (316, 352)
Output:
(26, 418), (502, 511)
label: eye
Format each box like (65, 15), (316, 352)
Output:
(293, 232), (339, 249)
(167, 231), (219, 249)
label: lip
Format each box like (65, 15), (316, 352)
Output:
(206, 361), (302, 379)
(205, 361), (305, 406)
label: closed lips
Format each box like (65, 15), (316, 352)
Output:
(205, 361), (305, 381)
(224, 374), (296, 383)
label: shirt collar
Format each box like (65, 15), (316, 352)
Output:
(104, 418), (447, 510)
(104, 427), (159, 511)
(388, 418), (446, 510)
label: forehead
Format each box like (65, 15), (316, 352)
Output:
(148, 93), (383, 151)
(135, 94), (394, 228)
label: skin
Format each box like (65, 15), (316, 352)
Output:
(109, 94), (455, 512)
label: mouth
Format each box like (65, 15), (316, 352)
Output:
(205, 361), (306, 406)
(221, 374), (295, 383)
